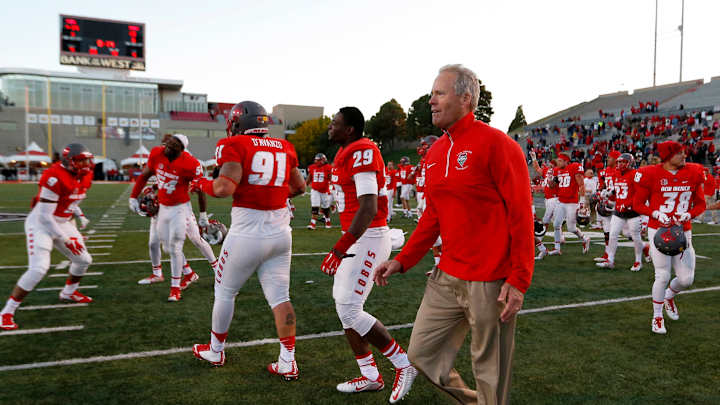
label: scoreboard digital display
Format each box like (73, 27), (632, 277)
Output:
(59, 15), (146, 71)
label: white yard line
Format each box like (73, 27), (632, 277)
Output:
(49, 272), (103, 278)
(36, 285), (98, 292)
(84, 240), (115, 243)
(19, 303), (88, 310)
(0, 326), (84, 337)
(86, 245), (113, 249)
(1, 286), (717, 372)
(91, 253), (111, 256)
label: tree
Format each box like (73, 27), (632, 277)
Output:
(406, 94), (442, 140)
(474, 79), (493, 123)
(286, 116), (332, 166)
(508, 105), (527, 133)
(365, 99), (407, 151)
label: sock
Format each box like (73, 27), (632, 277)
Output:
(434, 256), (440, 266)
(279, 336), (296, 362)
(310, 218), (316, 225)
(665, 285), (679, 300)
(554, 242), (561, 250)
(652, 300), (664, 317)
(210, 259), (218, 272)
(536, 242), (547, 253)
(152, 265), (162, 277)
(171, 276), (181, 288)
(1, 296), (21, 315)
(182, 262), (193, 276)
(61, 279), (79, 296)
(356, 352), (380, 380)
(210, 330), (228, 352)
(381, 339), (410, 369)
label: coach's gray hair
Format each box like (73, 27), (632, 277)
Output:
(439, 64), (479, 112)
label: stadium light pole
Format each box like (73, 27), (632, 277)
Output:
(679, 0), (685, 83)
(653, 0), (658, 87)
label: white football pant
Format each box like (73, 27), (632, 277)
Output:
(157, 203), (190, 288)
(416, 192), (425, 217)
(607, 216), (643, 264)
(149, 207), (217, 269)
(648, 228), (695, 304)
(553, 202), (584, 246)
(543, 197), (558, 225)
(310, 189), (331, 209)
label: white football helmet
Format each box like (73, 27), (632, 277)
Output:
(201, 219), (228, 245)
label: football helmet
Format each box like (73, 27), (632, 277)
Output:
(589, 192), (600, 207)
(653, 225), (687, 256)
(226, 101), (270, 137)
(399, 156), (410, 165)
(62, 143), (94, 175)
(534, 219), (547, 238)
(576, 208), (591, 226)
(137, 184), (159, 217)
(314, 153), (327, 164)
(201, 219), (228, 245)
(616, 153), (634, 173)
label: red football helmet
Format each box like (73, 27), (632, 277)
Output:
(200, 219), (228, 245)
(62, 143), (94, 176)
(137, 184), (159, 217)
(226, 101), (270, 137)
(616, 153), (634, 173)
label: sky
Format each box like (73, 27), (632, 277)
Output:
(2, 0), (720, 131)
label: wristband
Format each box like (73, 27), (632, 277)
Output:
(218, 175), (238, 187)
(332, 232), (358, 256)
(199, 178), (217, 198)
(199, 212), (208, 222)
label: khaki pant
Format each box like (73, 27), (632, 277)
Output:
(408, 269), (516, 405)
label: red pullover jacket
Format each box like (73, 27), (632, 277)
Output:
(394, 113), (534, 293)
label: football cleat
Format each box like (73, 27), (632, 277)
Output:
(307, 222), (316, 230)
(390, 365), (418, 403)
(594, 252), (609, 262)
(180, 272), (199, 290)
(138, 274), (165, 285)
(1, 313), (18, 330)
(325, 220), (332, 229)
(167, 287), (182, 302)
(59, 290), (93, 303)
(192, 343), (225, 366)
(582, 236), (591, 254)
(664, 298), (679, 321)
(267, 358), (299, 381)
(548, 249), (562, 256)
(652, 317), (667, 334)
(643, 244), (652, 262)
(596, 261), (614, 269)
(630, 262), (642, 272)
(535, 249), (548, 260)
(336, 375), (385, 393)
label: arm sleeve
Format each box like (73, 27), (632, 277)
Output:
(353, 172), (378, 196)
(489, 137), (534, 293)
(393, 192), (441, 273)
(35, 202), (68, 240)
(689, 173), (707, 218)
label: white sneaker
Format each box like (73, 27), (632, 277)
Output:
(594, 253), (609, 262)
(138, 274), (164, 285)
(652, 317), (667, 334)
(535, 249), (548, 260)
(267, 357), (299, 381)
(389, 365), (418, 403)
(192, 343), (225, 366)
(630, 262), (642, 272)
(596, 261), (614, 269)
(664, 298), (679, 320)
(336, 375), (384, 393)
(548, 249), (562, 256)
(582, 236), (591, 254)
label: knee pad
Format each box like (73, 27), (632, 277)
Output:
(654, 271), (671, 286)
(675, 274), (694, 289)
(335, 303), (377, 336)
(69, 253), (92, 276)
(214, 284), (238, 303)
(17, 267), (47, 291)
(311, 207), (319, 215)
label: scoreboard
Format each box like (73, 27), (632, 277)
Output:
(59, 15), (146, 71)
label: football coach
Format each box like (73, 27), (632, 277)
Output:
(374, 64), (534, 405)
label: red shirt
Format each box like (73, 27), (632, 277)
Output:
(633, 163), (706, 231)
(385, 168), (397, 190)
(215, 135), (298, 211)
(331, 137), (388, 231)
(415, 159), (427, 193)
(147, 146), (203, 206)
(612, 169), (636, 213)
(541, 166), (558, 198)
(393, 113), (534, 293)
(307, 162), (332, 193)
(703, 169), (716, 196)
(397, 164), (413, 185)
(33, 162), (93, 218)
(555, 162), (584, 203)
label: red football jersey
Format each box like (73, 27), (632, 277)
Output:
(385, 168), (397, 190)
(633, 164), (706, 231)
(397, 164), (413, 185)
(33, 162), (93, 218)
(147, 146), (203, 206)
(541, 166), (558, 199)
(612, 169), (636, 213)
(307, 162), (332, 193)
(215, 135), (298, 210)
(415, 160), (427, 193)
(598, 166), (617, 191)
(331, 138), (389, 231)
(555, 162), (584, 203)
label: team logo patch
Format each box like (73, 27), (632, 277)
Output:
(158, 163), (164, 169)
(661, 178), (668, 186)
(456, 151), (472, 170)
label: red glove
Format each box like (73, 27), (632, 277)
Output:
(191, 177), (216, 197)
(64, 237), (85, 256)
(321, 232), (358, 276)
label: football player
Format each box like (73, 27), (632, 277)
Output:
(549, 153), (591, 255)
(529, 151), (558, 258)
(190, 101), (306, 378)
(321, 107), (417, 403)
(1, 144), (95, 331)
(412, 136), (438, 221)
(633, 141), (706, 334)
(384, 161), (397, 222)
(397, 156), (413, 218)
(596, 153), (649, 271)
(129, 134), (215, 302)
(306, 152), (333, 229)
(594, 151), (620, 263)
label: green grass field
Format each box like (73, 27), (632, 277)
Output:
(0, 184), (719, 405)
